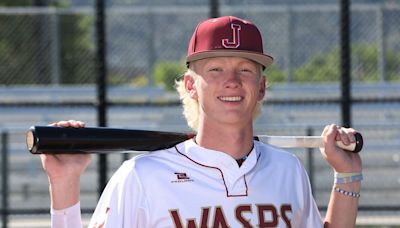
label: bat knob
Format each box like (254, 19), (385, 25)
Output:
(353, 132), (363, 153)
(26, 127), (38, 154)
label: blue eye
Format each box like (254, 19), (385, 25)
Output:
(209, 68), (222, 72)
(240, 68), (253, 73)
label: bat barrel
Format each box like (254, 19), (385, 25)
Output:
(27, 126), (193, 154)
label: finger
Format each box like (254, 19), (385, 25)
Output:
(346, 128), (357, 143)
(54, 120), (71, 127)
(67, 120), (85, 128)
(51, 120), (85, 128)
(77, 121), (85, 127)
(321, 124), (331, 136)
(336, 126), (356, 146)
(320, 125), (337, 157)
(335, 125), (348, 145)
(322, 124), (338, 149)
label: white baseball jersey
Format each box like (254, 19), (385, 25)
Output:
(83, 139), (323, 228)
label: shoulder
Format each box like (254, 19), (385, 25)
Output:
(133, 142), (182, 164)
(255, 140), (298, 160)
(254, 140), (304, 168)
(254, 141), (312, 190)
(104, 142), (184, 192)
(121, 140), (186, 175)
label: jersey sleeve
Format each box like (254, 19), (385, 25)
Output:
(291, 157), (324, 227)
(88, 159), (148, 228)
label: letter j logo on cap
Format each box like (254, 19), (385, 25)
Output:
(222, 24), (241, 48)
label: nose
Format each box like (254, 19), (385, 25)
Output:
(224, 71), (241, 88)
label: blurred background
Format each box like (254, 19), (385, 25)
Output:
(0, 0), (399, 227)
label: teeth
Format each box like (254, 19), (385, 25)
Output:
(219, 96), (242, 102)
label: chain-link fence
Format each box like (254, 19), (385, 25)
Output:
(1, 0), (400, 227)
(2, 3), (399, 86)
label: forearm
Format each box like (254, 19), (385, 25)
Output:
(49, 177), (81, 210)
(324, 182), (361, 228)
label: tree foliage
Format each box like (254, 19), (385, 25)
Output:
(0, 0), (95, 85)
(153, 60), (185, 91)
(264, 64), (287, 84)
(293, 43), (400, 83)
(267, 43), (400, 84)
(58, 13), (95, 84)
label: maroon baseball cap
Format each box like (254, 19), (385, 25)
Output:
(186, 16), (274, 68)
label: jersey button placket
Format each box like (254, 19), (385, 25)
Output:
(222, 162), (247, 196)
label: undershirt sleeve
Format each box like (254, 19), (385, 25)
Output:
(51, 202), (83, 228)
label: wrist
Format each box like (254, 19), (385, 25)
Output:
(333, 171), (362, 196)
(333, 186), (361, 198)
(49, 177), (81, 210)
(334, 172), (363, 184)
(334, 181), (361, 192)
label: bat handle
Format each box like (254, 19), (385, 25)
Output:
(335, 132), (363, 153)
(256, 132), (363, 153)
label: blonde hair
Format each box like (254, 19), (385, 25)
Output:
(175, 69), (199, 131)
(175, 67), (264, 132)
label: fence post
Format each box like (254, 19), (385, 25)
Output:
(340, 0), (352, 128)
(146, 11), (155, 87)
(1, 131), (9, 228)
(95, 0), (109, 197)
(306, 127), (315, 194)
(285, 6), (294, 83)
(377, 5), (386, 82)
(50, 11), (60, 85)
(209, 0), (219, 18)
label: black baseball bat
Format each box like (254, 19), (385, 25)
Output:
(26, 126), (363, 154)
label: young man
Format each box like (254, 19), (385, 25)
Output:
(41, 16), (362, 227)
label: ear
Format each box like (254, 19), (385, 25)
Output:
(184, 74), (198, 100)
(257, 76), (266, 101)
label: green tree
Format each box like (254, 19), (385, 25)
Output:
(352, 44), (400, 82)
(293, 43), (400, 83)
(293, 49), (340, 82)
(264, 64), (286, 84)
(0, 0), (31, 6)
(59, 13), (95, 84)
(0, 5), (41, 84)
(0, 0), (95, 85)
(153, 60), (185, 91)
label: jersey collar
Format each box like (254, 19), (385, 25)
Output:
(179, 139), (259, 174)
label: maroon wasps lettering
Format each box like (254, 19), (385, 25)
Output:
(170, 204), (292, 228)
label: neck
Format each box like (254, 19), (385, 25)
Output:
(195, 121), (254, 160)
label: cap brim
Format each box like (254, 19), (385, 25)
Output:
(186, 50), (274, 68)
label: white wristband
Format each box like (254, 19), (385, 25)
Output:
(334, 172), (363, 184)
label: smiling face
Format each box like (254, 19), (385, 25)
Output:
(184, 56), (266, 129)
